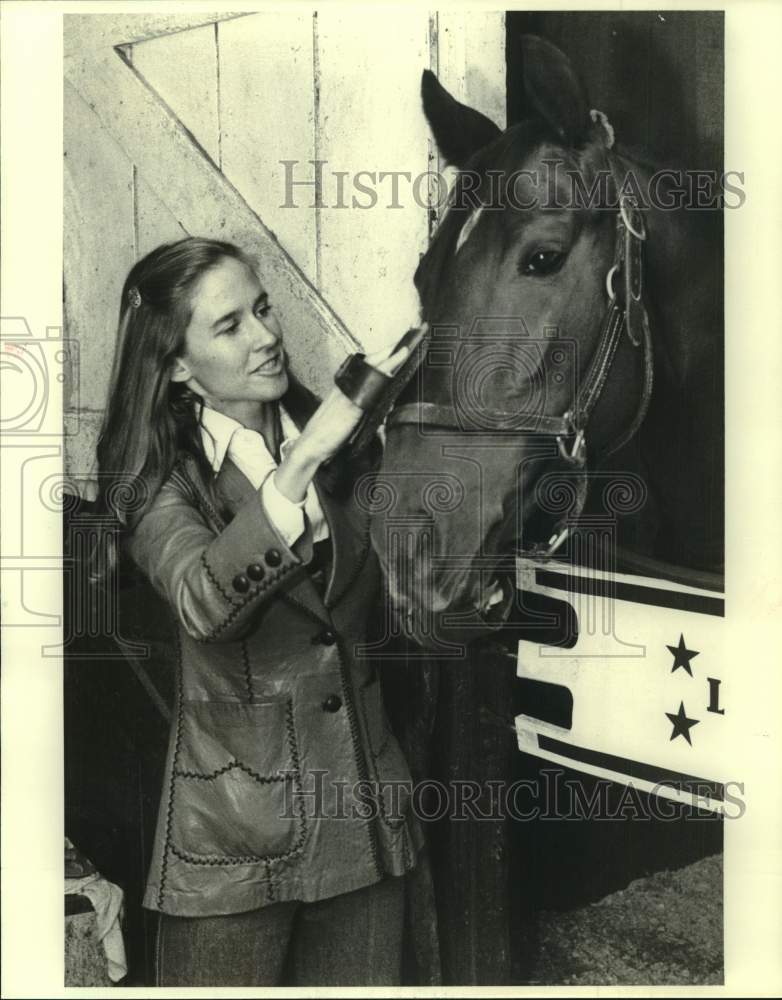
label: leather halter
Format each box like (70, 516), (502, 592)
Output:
(385, 193), (655, 555)
(388, 196), (653, 452)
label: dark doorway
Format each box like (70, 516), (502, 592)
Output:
(506, 10), (724, 171)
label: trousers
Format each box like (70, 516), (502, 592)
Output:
(154, 874), (406, 986)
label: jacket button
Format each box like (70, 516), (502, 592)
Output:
(312, 629), (337, 646)
(265, 548), (282, 567)
(232, 573), (250, 593)
(247, 563), (265, 582)
(322, 694), (342, 713)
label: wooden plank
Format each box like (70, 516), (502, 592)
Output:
(65, 17), (359, 402)
(430, 11), (506, 221)
(63, 412), (103, 492)
(134, 170), (188, 260)
(429, 647), (516, 984)
(436, 10), (507, 128)
(126, 32), (208, 257)
(424, 13), (511, 985)
(131, 22), (220, 165)
(218, 12), (317, 285)
(64, 80), (135, 414)
(316, 7), (430, 353)
(466, 13), (507, 130)
(63, 11), (249, 54)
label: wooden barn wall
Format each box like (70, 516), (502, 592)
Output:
(63, 11), (506, 489)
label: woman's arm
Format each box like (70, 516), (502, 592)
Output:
(128, 341), (411, 644)
(274, 340), (411, 502)
(127, 465), (315, 645)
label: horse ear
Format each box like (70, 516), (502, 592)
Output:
(421, 69), (502, 168)
(519, 35), (591, 146)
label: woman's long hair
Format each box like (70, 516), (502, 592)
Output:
(93, 237), (255, 573)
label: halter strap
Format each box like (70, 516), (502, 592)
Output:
(389, 198), (652, 450)
(388, 401), (576, 436)
(385, 183), (655, 556)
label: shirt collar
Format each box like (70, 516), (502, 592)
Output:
(197, 403), (301, 475)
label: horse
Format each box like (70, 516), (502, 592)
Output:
(370, 35), (724, 650)
(366, 35), (724, 983)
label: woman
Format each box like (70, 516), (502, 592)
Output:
(95, 236), (423, 986)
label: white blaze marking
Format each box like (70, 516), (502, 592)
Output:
(455, 204), (485, 255)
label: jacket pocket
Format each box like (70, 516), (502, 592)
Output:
(359, 678), (413, 827)
(171, 698), (305, 863)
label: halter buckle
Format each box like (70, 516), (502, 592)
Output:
(605, 264), (619, 302)
(556, 412), (586, 465)
(619, 195), (647, 241)
(546, 525), (571, 556)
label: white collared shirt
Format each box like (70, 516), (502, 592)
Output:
(198, 404), (329, 547)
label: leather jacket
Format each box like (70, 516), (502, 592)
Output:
(126, 389), (422, 916)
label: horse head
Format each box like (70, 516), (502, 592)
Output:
(370, 36), (723, 648)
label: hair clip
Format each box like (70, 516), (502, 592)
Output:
(128, 286), (142, 309)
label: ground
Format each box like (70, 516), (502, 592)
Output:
(525, 853), (723, 985)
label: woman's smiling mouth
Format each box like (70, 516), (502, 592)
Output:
(250, 351), (283, 376)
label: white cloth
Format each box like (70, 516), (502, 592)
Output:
(198, 404), (329, 546)
(65, 873), (127, 983)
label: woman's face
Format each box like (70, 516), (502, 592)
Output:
(171, 256), (288, 416)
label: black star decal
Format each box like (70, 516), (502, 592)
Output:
(667, 633), (699, 676)
(666, 701), (700, 746)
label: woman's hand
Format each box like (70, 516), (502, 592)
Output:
(273, 337), (414, 503)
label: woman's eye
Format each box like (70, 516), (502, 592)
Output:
(520, 249), (566, 277)
(220, 322), (239, 335)
(256, 302), (272, 318)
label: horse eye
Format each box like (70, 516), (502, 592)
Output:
(520, 249), (566, 277)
